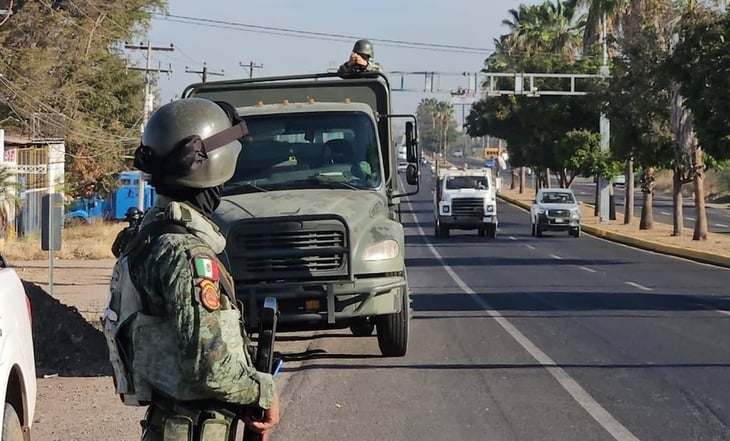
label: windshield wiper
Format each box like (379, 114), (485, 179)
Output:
(222, 182), (269, 195)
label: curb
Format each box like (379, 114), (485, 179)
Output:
(497, 193), (730, 269)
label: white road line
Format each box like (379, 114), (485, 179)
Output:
(661, 211), (670, 216)
(550, 254), (563, 260)
(715, 223), (729, 228)
(525, 244), (536, 250)
(580, 266), (597, 273)
(687, 217), (695, 221)
(509, 236), (517, 241)
(406, 200), (641, 441)
(626, 281), (652, 291)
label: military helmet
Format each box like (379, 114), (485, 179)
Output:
(352, 39), (374, 58)
(136, 98), (244, 189)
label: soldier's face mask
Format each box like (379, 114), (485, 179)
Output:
(134, 120), (248, 178)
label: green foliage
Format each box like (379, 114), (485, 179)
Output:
(416, 98), (459, 153)
(667, 7), (730, 161)
(0, 0), (167, 194)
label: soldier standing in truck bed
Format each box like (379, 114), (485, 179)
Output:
(338, 39), (383, 74)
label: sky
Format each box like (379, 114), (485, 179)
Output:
(144, 0), (545, 123)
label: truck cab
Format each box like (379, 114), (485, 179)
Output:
(182, 72), (419, 357)
(434, 167), (498, 238)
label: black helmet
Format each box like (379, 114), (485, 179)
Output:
(134, 98), (246, 189)
(124, 206), (143, 221)
(352, 39), (374, 58)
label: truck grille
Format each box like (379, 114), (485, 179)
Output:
(452, 198), (484, 217)
(547, 209), (570, 218)
(227, 218), (348, 283)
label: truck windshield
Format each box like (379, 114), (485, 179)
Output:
(445, 176), (488, 190)
(541, 192), (575, 203)
(223, 111), (381, 195)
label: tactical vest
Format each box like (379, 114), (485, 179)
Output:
(103, 219), (240, 407)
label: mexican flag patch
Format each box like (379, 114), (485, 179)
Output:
(194, 257), (219, 281)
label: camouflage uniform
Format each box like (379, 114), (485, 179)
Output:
(127, 196), (275, 440)
(337, 59), (383, 74)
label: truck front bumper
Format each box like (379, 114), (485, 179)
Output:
(536, 215), (580, 231)
(439, 215), (497, 229)
(236, 275), (406, 330)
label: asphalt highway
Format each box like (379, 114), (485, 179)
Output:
(271, 179), (730, 441)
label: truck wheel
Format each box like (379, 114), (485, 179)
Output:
(530, 222), (536, 237)
(478, 227), (486, 237)
(376, 285), (410, 357)
(536, 225), (543, 237)
(2, 403), (24, 441)
(349, 320), (375, 336)
(438, 225), (450, 238)
(434, 220), (440, 238)
(572, 227), (581, 238)
(487, 224), (497, 238)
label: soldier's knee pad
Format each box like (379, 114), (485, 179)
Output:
(199, 417), (231, 441)
(162, 415), (193, 441)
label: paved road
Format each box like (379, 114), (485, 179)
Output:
(271, 179), (730, 441)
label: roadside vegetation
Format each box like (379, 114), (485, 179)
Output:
(464, 0), (730, 241)
(1, 221), (123, 261)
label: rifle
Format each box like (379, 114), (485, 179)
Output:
(242, 297), (281, 441)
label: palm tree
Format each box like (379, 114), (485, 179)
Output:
(0, 165), (20, 240)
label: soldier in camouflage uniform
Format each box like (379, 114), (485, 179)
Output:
(104, 97), (279, 441)
(338, 39), (383, 74)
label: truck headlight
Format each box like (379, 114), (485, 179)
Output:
(363, 240), (400, 261)
(571, 208), (580, 219)
(538, 208), (546, 215)
(442, 205), (450, 214)
(486, 205), (495, 213)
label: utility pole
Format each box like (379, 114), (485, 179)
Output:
(186, 63), (224, 83)
(598, 14), (611, 224)
(239, 61), (263, 79)
(125, 41), (174, 210)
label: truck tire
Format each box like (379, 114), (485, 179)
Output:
(438, 224), (449, 238)
(536, 225), (543, 237)
(2, 403), (24, 441)
(376, 285), (410, 357)
(478, 227), (486, 237)
(487, 224), (497, 238)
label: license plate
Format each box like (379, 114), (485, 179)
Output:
(554, 218), (565, 223)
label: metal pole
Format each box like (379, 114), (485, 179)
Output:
(598, 14), (611, 223)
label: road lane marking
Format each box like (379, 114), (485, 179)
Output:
(661, 211), (670, 216)
(687, 217), (695, 221)
(626, 281), (652, 291)
(525, 244), (536, 250)
(549, 254), (563, 260)
(716, 223), (729, 228)
(718, 310), (730, 316)
(406, 200), (641, 441)
(580, 266), (597, 273)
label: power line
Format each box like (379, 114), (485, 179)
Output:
(151, 13), (495, 55)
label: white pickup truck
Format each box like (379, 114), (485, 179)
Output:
(0, 256), (36, 441)
(433, 167), (498, 238)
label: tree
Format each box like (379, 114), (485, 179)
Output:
(0, 0), (167, 195)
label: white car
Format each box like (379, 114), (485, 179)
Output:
(0, 255), (36, 440)
(397, 161), (408, 174)
(530, 188), (581, 237)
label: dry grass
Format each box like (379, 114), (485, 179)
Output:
(501, 186), (730, 259)
(1, 220), (124, 261)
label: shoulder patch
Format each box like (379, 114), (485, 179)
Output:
(193, 256), (220, 281)
(199, 279), (221, 311)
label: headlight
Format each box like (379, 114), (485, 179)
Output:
(442, 205), (450, 214)
(571, 208), (580, 218)
(538, 208), (546, 215)
(486, 205), (495, 213)
(363, 240), (400, 261)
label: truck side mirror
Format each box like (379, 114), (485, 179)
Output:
(406, 164), (419, 185)
(405, 121), (418, 163)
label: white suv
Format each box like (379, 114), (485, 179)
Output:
(0, 255), (36, 440)
(530, 188), (581, 238)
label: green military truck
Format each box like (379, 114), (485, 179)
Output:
(182, 72), (419, 357)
